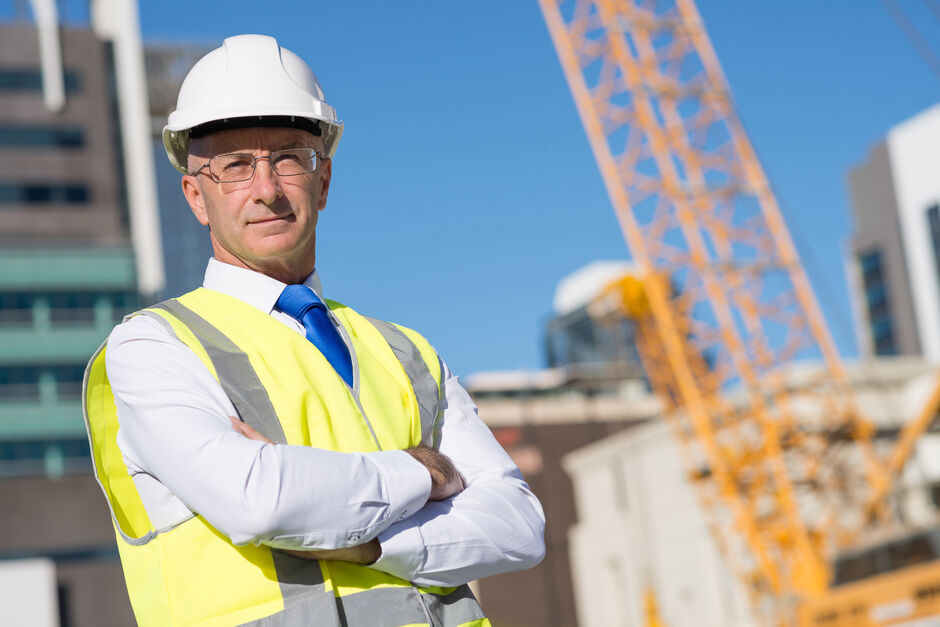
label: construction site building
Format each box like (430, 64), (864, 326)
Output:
(564, 357), (940, 627)
(848, 104), (940, 361)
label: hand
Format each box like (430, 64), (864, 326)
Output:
(281, 538), (382, 565)
(230, 416), (273, 444)
(405, 446), (465, 501)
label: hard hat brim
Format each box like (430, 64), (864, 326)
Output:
(163, 115), (343, 175)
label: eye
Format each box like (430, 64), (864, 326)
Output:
(272, 149), (316, 174)
(273, 152), (302, 166)
(220, 155), (253, 170)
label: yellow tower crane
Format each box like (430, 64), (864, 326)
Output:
(538, 0), (940, 624)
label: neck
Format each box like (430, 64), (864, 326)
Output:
(211, 244), (315, 285)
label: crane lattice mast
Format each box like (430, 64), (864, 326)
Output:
(537, 0), (896, 619)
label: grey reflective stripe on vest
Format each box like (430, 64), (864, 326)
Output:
(241, 582), (484, 627)
(150, 299), (288, 444)
(239, 552), (340, 627)
(337, 584), (485, 627)
(423, 584), (487, 627)
(364, 316), (442, 447)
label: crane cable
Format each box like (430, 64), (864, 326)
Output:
(881, 0), (940, 83)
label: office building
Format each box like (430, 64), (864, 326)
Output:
(847, 104), (940, 361)
(144, 43), (213, 300)
(0, 4), (161, 622)
(0, 22), (139, 479)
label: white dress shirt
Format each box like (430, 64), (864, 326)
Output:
(105, 259), (545, 586)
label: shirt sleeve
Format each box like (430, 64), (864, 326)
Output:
(106, 314), (432, 549)
(371, 361), (546, 586)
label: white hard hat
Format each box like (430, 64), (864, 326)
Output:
(162, 34), (343, 174)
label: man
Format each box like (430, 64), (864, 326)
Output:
(83, 34), (544, 626)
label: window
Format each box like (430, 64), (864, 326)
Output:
(0, 438), (91, 479)
(0, 364), (88, 401)
(51, 365), (86, 398)
(49, 291), (97, 324)
(928, 204), (940, 306)
(0, 69), (81, 93)
(0, 183), (89, 205)
(858, 249), (896, 355)
(0, 365), (42, 400)
(0, 289), (138, 326)
(545, 306), (642, 368)
(0, 126), (84, 148)
(0, 291), (33, 324)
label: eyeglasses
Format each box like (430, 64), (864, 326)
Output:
(190, 148), (323, 183)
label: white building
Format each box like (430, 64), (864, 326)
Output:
(848, 104), (940, 361)
(564, 419), (754, 627)
(563, 357), (940, 627)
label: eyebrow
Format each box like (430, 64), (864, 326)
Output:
(275, 139), (309, 150)
(214, 141), (312, 154)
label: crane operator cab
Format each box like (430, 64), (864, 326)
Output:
(799, 526), (940, 626)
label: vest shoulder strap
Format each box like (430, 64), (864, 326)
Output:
(147, 298), (289, 445)
(360, 314), (444, 448)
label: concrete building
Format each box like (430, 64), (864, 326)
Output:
(0, 18), (141, 475)
(0, 4), (163, 623)
(563, 357), (940, 627)
(565, 420), (753, 627)
(467, 369), (660, 627)
(847, 104), (940, 361)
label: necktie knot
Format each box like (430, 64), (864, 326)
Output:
(276, 284), (323, 319)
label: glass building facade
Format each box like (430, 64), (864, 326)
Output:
(544, 302), (647, 392)
(0, 24), (137, 478)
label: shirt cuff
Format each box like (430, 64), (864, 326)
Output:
(371, 515), (427, 581)
(362, 449), (431, 531)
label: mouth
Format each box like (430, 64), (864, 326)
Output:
(250, 213), (294, 225)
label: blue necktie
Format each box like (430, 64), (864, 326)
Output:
(276, 285), (353, 387)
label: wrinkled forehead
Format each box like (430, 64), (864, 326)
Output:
(189, 126), (324, 158)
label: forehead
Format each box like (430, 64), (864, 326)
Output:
(191, 126), (322, 156)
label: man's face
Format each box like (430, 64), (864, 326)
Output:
(181, 126), (331, 284)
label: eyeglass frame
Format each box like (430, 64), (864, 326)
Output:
(188, 147), (326, 183)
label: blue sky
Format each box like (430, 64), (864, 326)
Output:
(17, 1), (940, 376)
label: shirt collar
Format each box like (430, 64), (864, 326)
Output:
(202, 258), (324, 315)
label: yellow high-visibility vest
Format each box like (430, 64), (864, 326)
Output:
(83, 287), (490, 627)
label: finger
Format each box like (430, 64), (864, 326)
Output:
(229, 416), (274, 444)
(229, 416), (248, 435)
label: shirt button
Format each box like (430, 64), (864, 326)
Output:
(398, 512), (407, 521)
(349, 533), (360, 543)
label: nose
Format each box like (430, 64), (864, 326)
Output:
(249, 156), (283, 205)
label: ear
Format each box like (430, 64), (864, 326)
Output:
(181, 175), (210, 226)
(317, 157), (332, 212)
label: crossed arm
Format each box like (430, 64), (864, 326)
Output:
(106, 314), (545, 586)
(230, 416), (465, 565)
